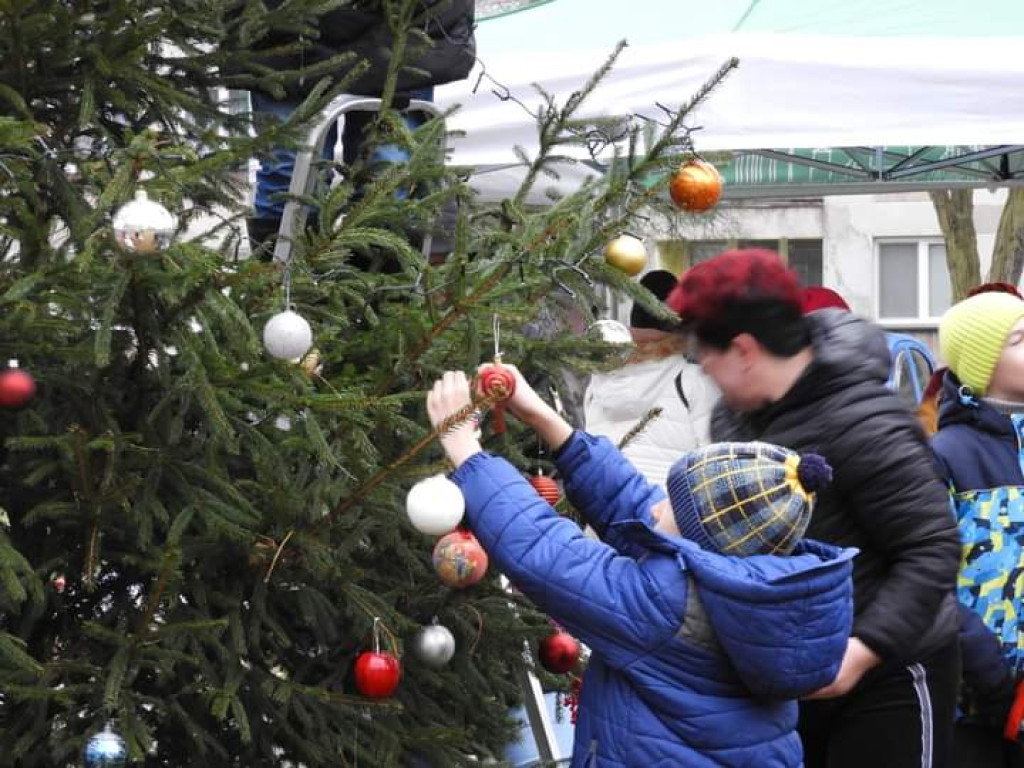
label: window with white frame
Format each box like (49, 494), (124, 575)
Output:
(876, 240), (952, 322)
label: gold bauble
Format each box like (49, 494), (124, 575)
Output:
(669, 159), (723, 212)
(604, 234), (647, 276)
(299, 348), (321, 375)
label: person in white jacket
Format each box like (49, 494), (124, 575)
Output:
(584, 270), (719, 490)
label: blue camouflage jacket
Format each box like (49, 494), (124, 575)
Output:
(451, 431), (856, 767)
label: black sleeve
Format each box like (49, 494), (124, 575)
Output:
(832, 409), (961, 662)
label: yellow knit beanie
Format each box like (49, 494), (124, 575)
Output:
(939, 292), (1024, 396)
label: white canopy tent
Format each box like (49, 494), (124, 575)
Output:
(436, 0), (1024, 201)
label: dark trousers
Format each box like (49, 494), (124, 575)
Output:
(800, 641), (960, 768)
(954, 723), (1024, 767)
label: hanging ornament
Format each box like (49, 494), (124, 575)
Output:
(538, 629), (581, 674)
(478, 359), (516, 434)
(409, 621), (456, 668)
(587, 319), (633, 345)
(52, 573), (67, 594)
(263, 309), (313, 361)
(354, 617), (402, 698)
(406, 475), (465, 536)
(0, 363), (36, 410)
(83, 724), (128, 768)
(669, 158), (723, 213)
(299, 348), (321, 376)
(112, 190), (176, 253)
(528, 469), (561, 506)
(604, 233), (647, 276)
(477, 315), (516, 433)
(432, 528), (489, 589)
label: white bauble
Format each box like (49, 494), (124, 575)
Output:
(112, 190), (176, 253)
(406, 475), (465, 536)
(410, 623), (456, 668)
(263, 310), (313, 360)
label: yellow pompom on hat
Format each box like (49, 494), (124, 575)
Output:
(939, 292), (1024, 396)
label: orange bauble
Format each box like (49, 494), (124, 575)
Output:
(528, 472), (562, 506)
(669, 159), (723, 212)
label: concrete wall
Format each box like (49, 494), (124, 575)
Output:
(649, 189), (1011, 335)
(824, 189), (1008, 322)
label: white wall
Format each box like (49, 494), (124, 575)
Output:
(825, 189), (1008, 321)
(649, 189), (1011, 327)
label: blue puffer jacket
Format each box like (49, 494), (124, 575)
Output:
(451, 431), (856, 767)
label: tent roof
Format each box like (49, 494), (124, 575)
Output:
(478, 0), (1024, 45)
(436, 1), (1024, 199)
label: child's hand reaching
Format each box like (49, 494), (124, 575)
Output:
(477, 363), (546, 425)
(477, 363), (573, 451)
(427, 371), (482, 469)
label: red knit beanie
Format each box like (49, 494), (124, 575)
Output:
(799, 286), (850, 314)
(667, 249), (802, 322)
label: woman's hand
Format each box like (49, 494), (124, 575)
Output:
(427, 371), (482, 468)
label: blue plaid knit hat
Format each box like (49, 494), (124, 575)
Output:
(668, 442), (832, 556)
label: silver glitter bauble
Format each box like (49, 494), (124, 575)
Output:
(587, 319), (633, 345)
(84, 725), (128, 767)
(112, 191), (176, 254)
(410, 623), (456, 668)
(263, 310), (313, 361)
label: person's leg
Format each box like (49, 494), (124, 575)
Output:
(798, 698), (841, 768)
(250, 91), (300, 225)
(249, 91), (338, 259)
(824, 641), (960, 768)
(954, 722), (1015, 767)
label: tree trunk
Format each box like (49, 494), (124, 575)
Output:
(929, 189), (981, 301)
(987, 188), (1024, 285)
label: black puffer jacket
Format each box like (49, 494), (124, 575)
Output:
(711, 310), (960, 664)
(247, 0), (476, 98)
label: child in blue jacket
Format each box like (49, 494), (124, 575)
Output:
(427, 368), (856, 767)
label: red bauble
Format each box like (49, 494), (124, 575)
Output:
(529, 473), (561, 506)
(539, 630), (581, 674)
(477, 363), (516, 433)
(0, 368), (36, 410)
(669, 159), (723, 212)
(354, 651), (401, 698)
(432, 528), (489, 588)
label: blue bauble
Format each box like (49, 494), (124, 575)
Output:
(84, 727), (128, 767)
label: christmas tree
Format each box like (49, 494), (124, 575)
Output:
(0, 1), (733, 765)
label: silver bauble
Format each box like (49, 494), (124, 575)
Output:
(84, 726), (128, 767)
(410, 624), (456, 668)
(587, 319), (633, 345)
(263, 310), (313, 361)
(112, 191), (176, 254)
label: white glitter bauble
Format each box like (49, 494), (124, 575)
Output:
(263, 310), (313, 360)
(112, 191), (176, 253)
(406, 475), (465, 536)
